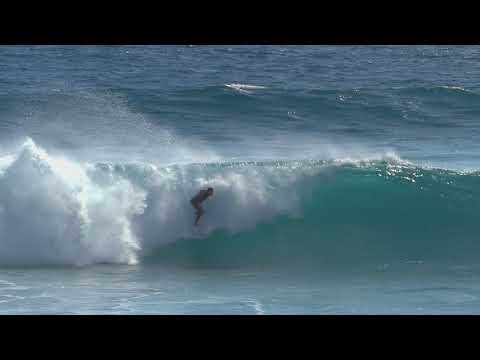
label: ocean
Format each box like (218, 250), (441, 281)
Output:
(1, 45), (480, 314)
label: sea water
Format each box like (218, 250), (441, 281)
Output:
(1, 45), (480, 314)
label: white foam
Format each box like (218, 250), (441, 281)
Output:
(247, 298), (265, 315)
(0, 138), (145, 266)
(438, 85), (474, 93)
(129, 160), (307, 251)
(225, 83), (267, 94)
(0, 138), (314, 266)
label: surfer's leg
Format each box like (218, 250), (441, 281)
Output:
(194, 207), (204, 225)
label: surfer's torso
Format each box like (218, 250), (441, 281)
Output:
(191, 190), (209, 205)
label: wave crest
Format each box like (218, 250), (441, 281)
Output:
(1, 138), (479, 268)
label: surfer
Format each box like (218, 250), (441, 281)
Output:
(190, 187), (214, 225)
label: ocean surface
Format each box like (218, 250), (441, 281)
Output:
(1, 45), (480, 314)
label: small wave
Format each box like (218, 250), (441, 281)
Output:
(399, 85), (479, 98)
(438, 85), (469, 92)
(246, 298), (265, 315)
(225, 83), (267, 94)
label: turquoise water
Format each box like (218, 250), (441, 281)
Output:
(2, 264), (480, 314)
(1, 45), (480, 314)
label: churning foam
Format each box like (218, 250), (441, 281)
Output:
(0, 138), (313, 266)
(0, 138), (145, 266)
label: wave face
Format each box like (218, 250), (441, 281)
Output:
(1, 138), (480, 268)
